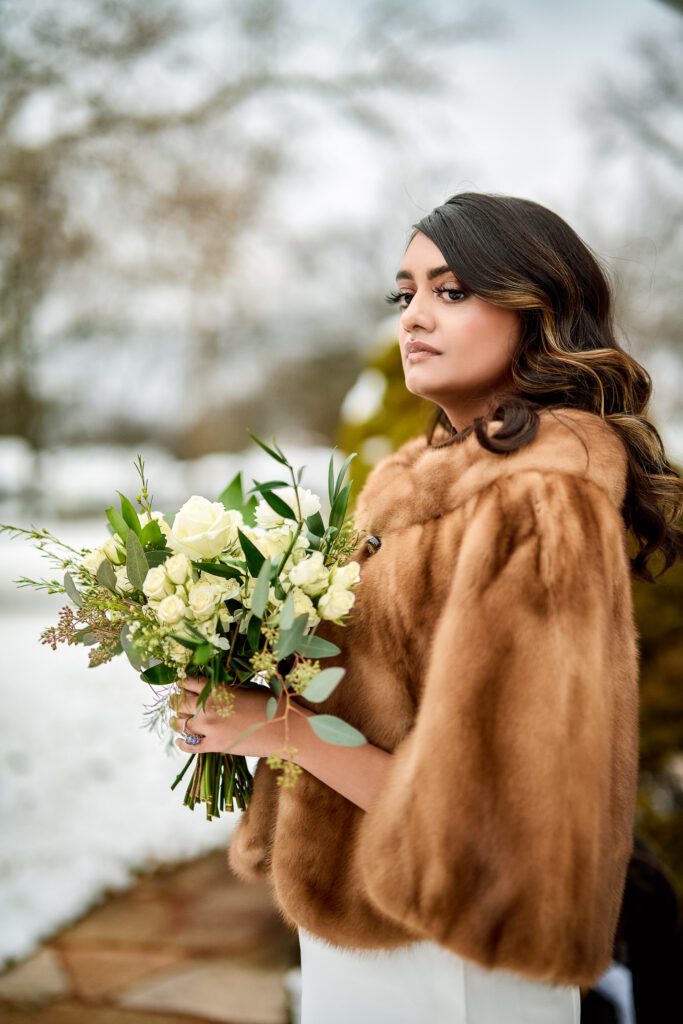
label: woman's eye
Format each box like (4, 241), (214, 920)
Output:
(383, 286), (467, 308)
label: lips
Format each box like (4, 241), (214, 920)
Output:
(405, 341), (440, 357)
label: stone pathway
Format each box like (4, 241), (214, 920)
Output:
(0, 850), (302, 1024)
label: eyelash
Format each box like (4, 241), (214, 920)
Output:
(383, 286), (468, 308)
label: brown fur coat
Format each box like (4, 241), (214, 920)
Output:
(227, 405), (640, 988)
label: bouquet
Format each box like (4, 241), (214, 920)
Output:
(0, 431), (366, 819)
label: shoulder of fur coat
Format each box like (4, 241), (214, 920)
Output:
(352, 404), (629, 536)
(227, 404), (639, 989)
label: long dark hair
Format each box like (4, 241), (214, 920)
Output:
(407, 191), (683, 583)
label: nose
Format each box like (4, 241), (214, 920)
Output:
(400, 288), (436, 333)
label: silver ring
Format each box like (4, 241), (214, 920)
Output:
(181, 720), (204, 746)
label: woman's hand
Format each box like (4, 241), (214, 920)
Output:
(171, 678), (304, 758)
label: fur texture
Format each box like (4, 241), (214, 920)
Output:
(227, 406), (640, 988)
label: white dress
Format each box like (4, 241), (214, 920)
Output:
(298, 927), (581, 1024)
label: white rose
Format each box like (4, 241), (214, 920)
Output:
(114, 566), (134, 594)
(167, 639), (192, 665)
(290, 587), (320, 629)
(82, 547), (107, 574)
(201, 572), (241, 602)
(102, 535), (126, 564)
(156, 594), (188, 626)
(318, 586), (356, 622)
(168, 496), (242, 559)
(254, 486), (321, 528)
(288, 550), (329, 596)
(187, 581), (219, 620)
(329, 561), (361, 589)
(143, 566), (175, 602)
(165, 553), (192, 585)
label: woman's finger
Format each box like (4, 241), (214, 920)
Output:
(178, 676), (207, 695)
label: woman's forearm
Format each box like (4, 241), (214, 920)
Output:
(272, 703), (393, 812)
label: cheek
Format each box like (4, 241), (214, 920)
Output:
(444, 305), (519, 378)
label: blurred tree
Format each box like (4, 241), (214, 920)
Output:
(0, 0), (497, 451)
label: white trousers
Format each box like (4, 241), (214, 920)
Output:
(298, 928), (581, 1024)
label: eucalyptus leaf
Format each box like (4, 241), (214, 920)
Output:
(301, 666), (346, 702)
(269, 675), (283, 698)
(251, 557), (273, 619)
(64, 571), (83, 607)
(96, 558), (117, 592)
(277, 612), (309, 659)
(76, 630), (98, 646)
(125, 530), (149, 591)
(120, 625), (143, 670)
(266, 696), (278, 720)
(294, 634), (341, 659)
(307, 714), (366, 746)
(279, 590), (296, 632)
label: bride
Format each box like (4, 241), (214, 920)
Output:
(171, 191), (683, 1023)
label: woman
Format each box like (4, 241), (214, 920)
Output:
(172, 192), (683, 1023)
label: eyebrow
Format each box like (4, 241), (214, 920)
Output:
(395, 264), (453, 283)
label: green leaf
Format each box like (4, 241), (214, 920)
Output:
(125, 530), (149, 591)
(329, 481), (352, 533)
(140, 663), (177, 685)
(120, 624), (143, 670)
(241, 494), (258, 528)
(251, 557), (272, 619)
(333, 451), (358, 504)
(269, 675), (283, 698)
(64, 571), (83, 607)
(117, 491), (142, 536)
(305, 510), (325, 537)
(277, 612), (309, 659)
(105, 506), (130, 541)
(192, 643), (216, 666)
(301, 666), (346, 702)
(327, 447), (337, 508)
(279, 590), (296, 632)
(253, 482), (298, 521)
(146, 548), (174, 568)
(192, 560), (243, 580)
(246, 612), (262, 649)
(96, 558), (117, 592)
(140, 520), (165, 548)
(246, 429), (289, 466)
(237, 527), (265, 577)
(307, 714), (366, 746)
(294, 634), (341, 659)
(266, 696), (278, 720)
(217, 471), (244, 512)
(75, 629), (98, 646)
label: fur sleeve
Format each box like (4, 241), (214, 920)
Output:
(354, 469), (640, 984)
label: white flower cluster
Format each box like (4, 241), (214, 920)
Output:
(82, 487), (361, 662)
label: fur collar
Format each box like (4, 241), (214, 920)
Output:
(353, 406), (628, 536)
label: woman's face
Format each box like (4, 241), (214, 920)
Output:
(393, 231), (521, 428)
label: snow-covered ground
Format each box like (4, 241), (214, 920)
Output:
(0, 441), (340, 968)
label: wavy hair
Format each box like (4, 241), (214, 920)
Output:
(407, 191), (683, 583)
